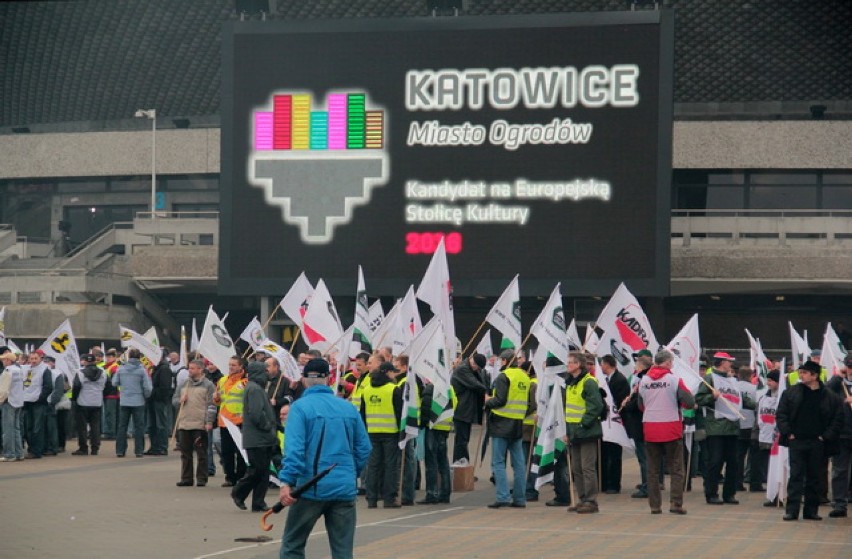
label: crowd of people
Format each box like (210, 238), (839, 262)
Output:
(0, 338), (850, 557)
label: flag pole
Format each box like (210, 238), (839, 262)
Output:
(397, 439), (407, 504)
(288, 328), (302, 354)
(505, 332), (534, 369)
(459, 320), (487, 359)
(241, 307), (281, 359)
(268, 328), (306, 400)
(565, 441), (579, 508)
(683, 433), (692, 493)
(474, 416), (488, 471)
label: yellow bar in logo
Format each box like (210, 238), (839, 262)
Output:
(291, 94), (311, 150)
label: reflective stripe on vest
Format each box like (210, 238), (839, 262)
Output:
(363, 382), (398, 433)
(523, 378), (538, 426)
(432, 386), (457, 432)
(217, 375), (246, 426)
(351, 374), (370, 410)
(492, 367), (531, 420)
(565, 374), (598, 423)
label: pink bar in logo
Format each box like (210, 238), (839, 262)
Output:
(255, 111), (273, 150)
(327, 94), (347, 150)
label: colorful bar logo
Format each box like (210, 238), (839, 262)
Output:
(254, 91), (384, 152)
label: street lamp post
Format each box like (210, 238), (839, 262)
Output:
(134, 109), (157, 219)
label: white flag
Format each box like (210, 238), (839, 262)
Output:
(398, 366), (420, 449)
(197, 307), (236, 375)
(372, 298), (400, 351)
(668, 314), (702, 373)
(485, 275), (522, 350)
(475, 329), (493, 358)
(119, 325), (162, 366)
(143, 327), (159, 348)
(41, 319), (81, 383)
(302, 279), (344, 353)
(179, 325), (188, 368)
(595, 282), (659, 354)
(529, 283), (570, 365)
(190, 318), (199, 352)
(745, 328), (770, 380)
(408, 318), (451, 414)
(239, 316), (266, 350)
(566, 318), (582, 350)
(392, 286), (422, 356)
(788, 321), (810, 370)
(821, 323), (847, 377)
(279, 271), (314, 326)
(352, 266), (373, 354)
(257, 339), (302, 381)
(367, 300), (384, 336)
(532, 381), (567, 489)
(0, 307), (6, 346)
(584, 324), (600, 354)
(766, 358), (788, 504)
(597, 326), (635, 379)
(416, 237), (456, 363)
(594, 358), (634, 450)
(221, 415), (249, 463)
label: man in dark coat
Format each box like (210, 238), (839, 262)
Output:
(599, 354), (630, 493)
(450, 353), (490, 463)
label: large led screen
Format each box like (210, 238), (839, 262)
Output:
(220, 11), (673, 297)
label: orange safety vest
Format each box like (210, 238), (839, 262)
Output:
(217, 373), (247, 427)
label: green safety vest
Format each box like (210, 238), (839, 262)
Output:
(491, 367), (531, 420)
(565, 374), (598, 424)
(362, 381), (398, 434)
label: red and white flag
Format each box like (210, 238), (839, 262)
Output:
(279, 271), (315, 334)
(594, 358), (634, 450)
(596, 283), (659, 354)
(302, 279), (344, 353)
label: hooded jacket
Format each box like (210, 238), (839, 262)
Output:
(451, 362), (490, 424)
(240, 362), (277, 449)
(74, 364), (106, 407)
(114, 359), (153, 407)
(636, 365), (695, 443)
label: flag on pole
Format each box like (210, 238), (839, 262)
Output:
(485, 274), (521, 351)
(529, 283), (570, 365)
(766, 358), (788, 504)
(821, 323), (848, 377)
(566, 318), (582, 350)
(367, 300), (384, 336)
(583, 324), (600, 354)
(594, 358), (634, 449)
(788, 321), (810, 370)
(190, 318), (199, 352)
(239, 316), (266, 350)
(197, 307), (236, 375)
(302, 279), (344, 353)
(408, 318), (451, 425)
(745, 329), (771, 380)
(119, 325), (162, 365)
(0, 307), (6, 346)
(475, 329), (493, 359)
(351, 266), (374, 356)
(668, 314), (702, 372)
(532, 381), (567, 489)
(415, 237), (456, 363)
(143, 327), (159, 348)
(392, 286), (421, 356)
(179, 325), (188, 367)
(41, 319), (81, 383)
(257, 339), (302, 382)
(398, 365), (420, 449)
(221, 415), (249, 464)
(279, 271), (314, 326)
(595, 282), (659, 354)
(371, 298), (400, 351)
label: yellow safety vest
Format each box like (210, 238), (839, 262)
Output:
(396, 373), (421, 422)
(217, 374), (246, 427)
(362, 381), (398, 434)
(351, 373), (370, 410)
(491, 367), (531, 420)
(565, 373), (598, 424)
(432, 386), (457, 432)
(523, 378), (538, 426)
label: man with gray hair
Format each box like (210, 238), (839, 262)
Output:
(637, 349), (695, 514)
(174, 359), (216, 487)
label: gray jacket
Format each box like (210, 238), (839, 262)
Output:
(114, 359), (152, 407)
(75, 365), (106, 407)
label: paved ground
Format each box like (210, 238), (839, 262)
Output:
(1, 428), (849, 559)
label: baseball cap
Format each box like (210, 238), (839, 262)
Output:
(632, 349), (652, 359)
(712, 352), (735, 361)
(81, 354), (97, 364)
(34, 349), (45, 357)
(378, 362), (398, 375)
(303, 358), (330, 378)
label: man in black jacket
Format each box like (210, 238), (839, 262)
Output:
(777, 360), (843, 521)
(599, 355), (630, 493)
(450, 353), (490, 464)
(146, 351), (174, 456)
(622, 349), (654, 498)
(825, 356), (852, 518)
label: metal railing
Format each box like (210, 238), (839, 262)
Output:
(671, 209), (852, 246)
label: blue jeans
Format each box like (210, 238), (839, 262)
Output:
(117, 405), (146, 456)
(1, 403), (23, 459)
(424, 430), (451, 501)
(102, 398), (118, 438)
(634, 439), (648, 492)
(522, 440), (538, 499)
(207, 426), (219, 475)
(491, 436), (525, 505)
(280, 498), (356, 559)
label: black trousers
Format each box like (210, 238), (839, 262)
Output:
(178, 429), (209, 484)
(786, 438), (824, 518)
(366, 433), (401, 504)
(233, 445), (274, 509)
(452, 420), (472, 464)
(704, 435), (738, 500)
(601, 441), (623, 492)
(75, 405), (102, 452)
(220, 426), (247, 484)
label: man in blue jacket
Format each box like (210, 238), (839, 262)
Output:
(278, 358), (371, 559)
